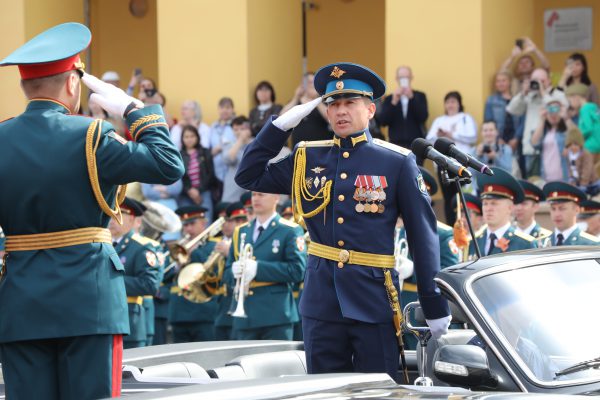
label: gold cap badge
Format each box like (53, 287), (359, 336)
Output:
(330, 66), (346, 79)
(336, 81), (344, 90)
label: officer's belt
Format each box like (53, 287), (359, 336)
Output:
(127, 296), (143, 306)
(5, 227), (111, 251)
(308, 242), (394, 268)
(249, 281), (277, 289)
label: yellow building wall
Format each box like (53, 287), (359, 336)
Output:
(24, 0), (84, 39)
(0, 0), (26, 119)
(89, 0), (158, 92)
(533, 0), (600, 86)
(385, 0), (484, 128)
(247, 0), (303, 113)
(157, 0), (249, 124)
(306, 0), (385, 76)
(481, 0), (535, 100)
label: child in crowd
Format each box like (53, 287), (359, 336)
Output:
(565, 127), (600, 195)
(565, 83), (600, 161)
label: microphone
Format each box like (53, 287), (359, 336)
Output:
(411, 138), (472, 178)
(434, 137), (494, 176)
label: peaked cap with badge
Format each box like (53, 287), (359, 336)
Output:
(235, 62), (449, 381)
(477, 167), (525, 204)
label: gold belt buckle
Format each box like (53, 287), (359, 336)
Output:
(338, 249), (350, 263)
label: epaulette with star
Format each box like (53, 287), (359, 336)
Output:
(513, 230), (535, 242)
(372, 139), (411, 156)
(298, 140), (335, 148)
(580, 231), (600, 242)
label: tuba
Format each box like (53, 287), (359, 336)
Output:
(229, 232), (253, 318)
(170, 217), (225, 265)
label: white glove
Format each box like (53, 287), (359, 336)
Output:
(273, 97), (322, 131)
(426, 315), (452, 339)
(232, 261), (243, 279)
(82, 73), (144, 118)
(243, 259), (258, 282)
(394, 257), (414, 281)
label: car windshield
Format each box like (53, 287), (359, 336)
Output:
(471, 259), (600, 383)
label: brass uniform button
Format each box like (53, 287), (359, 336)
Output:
(338, 194), (345, 201)
(342, 151), (350, 158)
(340, 173), (347, 179)
(337, 217), (344, 224)
(338, 240), (345, 246)
(337, 262), (344, 269)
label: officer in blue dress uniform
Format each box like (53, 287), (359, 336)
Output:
(515, 180), (552, 246)
(0, 23), (184, 399)
(224, 192), (306, 340)
(169, 206), (218, 342)
(543, 182), (600, 246)
(213, 202), (248, 340)
(469, 168), (537, 257)
(109, 198), (162, 349)
(234, 63), (450, 381)
(0, 228), (5, 268)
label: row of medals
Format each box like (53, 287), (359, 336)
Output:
(353, 187), (386, 213)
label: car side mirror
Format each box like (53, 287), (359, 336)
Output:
(433, 344), (498, 389)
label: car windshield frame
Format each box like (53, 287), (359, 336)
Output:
(464, 252), (600, 388)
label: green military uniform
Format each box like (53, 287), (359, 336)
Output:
(0, 23), (184, 400)
(516, 180), (552, 247)
(154, 242), (175, 345)
(115, 230), (161, 348)
(469, 225), (537, 255)
(135, 234), (164, 347)
(225, 214), (306, 340)
(543, 182), (600, 246)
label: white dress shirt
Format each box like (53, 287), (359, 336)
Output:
(253, 212), (277, 242)
(485, 222), (511, 254)
(554, 224), (578, 244)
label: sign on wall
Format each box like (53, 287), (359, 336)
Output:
(544, 7), (593, 52)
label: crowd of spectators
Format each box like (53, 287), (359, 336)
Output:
(91, 38), (600, 228)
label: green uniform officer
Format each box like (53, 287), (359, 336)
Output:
(579, 200), (600, 238)
(514, 180), (552, 247)
(109, 198), (161, 349)
(169, 206), (217, 342)
(469, 168), (537, 258)
(543, 182), (600, 246)
(225, 192), (306, 340)
(0, 23), (184, 399)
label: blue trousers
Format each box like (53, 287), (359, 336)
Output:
(302, 316), (399, 382)
(231, 323), (293, 340)
(153, 317), (168, 345)
(1, 334), (122, 400)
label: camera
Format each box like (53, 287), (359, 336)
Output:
(483, 145), (492, 154)
(515, 38), (524, 50)
(529, 80), (540, 91)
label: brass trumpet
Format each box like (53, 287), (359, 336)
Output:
(229, 232), (253, 318)
(170, 217), (225, 265)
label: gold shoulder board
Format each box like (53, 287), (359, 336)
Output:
(372, 139), (411, 156)
(302, 140), (335, 148)
(132, 233), (160, 247)
(580, 231), (600, 242)
(279, 218), (299, 228)
(513, 230), (535, 242)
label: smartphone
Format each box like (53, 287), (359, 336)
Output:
(134, 67), (142, 76)
(399, 78), (409, 88)
(515, 39), (524, 50)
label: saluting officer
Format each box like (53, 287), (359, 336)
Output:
(214, 202), (249, 340)
(469, 168), (537, 257)
(169, 206), (218, 342)
(543, 182), (600, 246)
(514, 180), (552, 244)
(235, 62), (450, 381)
(0, 23), (184, 399)
(225, 192), (306, 340)
(109, 198), (161, 349)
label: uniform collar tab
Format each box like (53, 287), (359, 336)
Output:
(333, 131), (369, 148)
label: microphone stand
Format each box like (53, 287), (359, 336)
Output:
(440, 169), (481, 259)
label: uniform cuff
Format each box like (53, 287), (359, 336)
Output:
(255, 116), (292, 154)
(125, 105), (169, 141)
(418, 293), (450, 320)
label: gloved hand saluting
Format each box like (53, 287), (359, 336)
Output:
(82, 73), (144, 118)
(273, 97), (322, 131)
(426, 315), (452, 339)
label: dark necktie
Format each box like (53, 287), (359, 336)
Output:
(556, 233), (564, 246)
(112, 241), (118, 247)
(257, 226), (264, 240)
(487, 233), (497, 256)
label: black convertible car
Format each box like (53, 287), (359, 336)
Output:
(1, 247), (599, 399)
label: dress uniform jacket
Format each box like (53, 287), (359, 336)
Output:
(469, 225), (537, 257)
(115, 231), (161, 346)
(235, 119), (449, 322)
(0, 101), (184, 343)
(550, 228), (600, 246)
(168, 241), (218, 326)
(529, 223), (552, 240)
(224, 215), (306, 330)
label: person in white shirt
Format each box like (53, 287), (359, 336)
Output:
(170, 100), (211, 150)
(426, 91), (477, 224)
